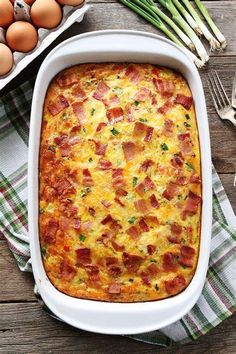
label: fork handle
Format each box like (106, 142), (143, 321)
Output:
(227, 116), (236, 127)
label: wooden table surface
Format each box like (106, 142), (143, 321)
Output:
(1, 0), (236, 353)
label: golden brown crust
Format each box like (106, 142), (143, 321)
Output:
(39, 63), (201, 302)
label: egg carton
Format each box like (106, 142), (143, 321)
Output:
(0, 2), (90, 91)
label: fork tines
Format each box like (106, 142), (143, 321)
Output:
(208, 71), (231, 111)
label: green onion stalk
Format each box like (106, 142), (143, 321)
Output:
(194, 0), (226, 49)
(157, 0), (209, 63)
(141, 0), (195, 51)
(120, 0), (204, 67)
(172, 0), (202, 36)
(181, 0), (220, 50)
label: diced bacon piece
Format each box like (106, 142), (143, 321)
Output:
(108, 283), (121, 294)
(115, 189), (128, 197)
(122, 252), (145, 272)
(82, 169), (93, 187)
(141, 272), (151, 286)
(106, 107), (124, 124)
(94, 141), (107, 156)
(97, 158), (112, 170)
(88, 207), (95, 216)
(168, 223), (182, 244)
(152, 68), (160, 77)
(60, 261), (76, 281)
(134, 87), (150, 101)
(147, 263), (159, 275)
(70, 125), (81, 134)
(125, 102), (139, 122)
(144, 216), (159, 225)
(112, 169), (125, 189)
(175, 176), (188, 186)
(171, 153), (184, 168)
(64, 245), (70, 252)
(97, 231), (113, 246)
(133, 121), (146, 138)
(73, 218), (81, 230)
(135, 176), (155, 196)
(101, 200), (112, 208)
(108, 95), (121, 106)
(43, 219), (58, 244)
(48, 95), (69, 116)
(139, 159), (154, 172)
(125, 65), (141, 84)
(144, 126), (154, 142)
(101, 214), (113, 225)
(162, 252), (178, 271)
(43, 186), (57, 202)
(182, 191), (201, 220)
(147, 244), (156, 255)
(179, 246), (195, 267)
(93, 81), (110, 101)
(139, 219), (150, 232)
(56, 178), (75, 196)
(127, 226), (141, 240)
(122, 142), (139, 161)
(96, 122), (107, 132)
(153, 78), (174, 97)
(165, 275), (186, 295)
(175, 94), (193, 110)
(114, 197), (125, 207)
(108, 265), (122, 277)
(76, 248), (91, 266)
(54, 134), (67, 146)
(56, 72), (78, 87)
(151, 95), (157, 105)
(158, 100), (173, 114)
(84, 264), (100, 279)
(162, 182), (179, 201)
(150, 194), (159, 209)
(82, 221), (92, 232)
(189, 175), (201, 184)
(163, 119), (174, 137)
(111, 240), (125, 252)
(106, 257), (118, 266)
(178, 133), (192, 156)
(72, 101), (86, 123)
(134, 199), (150, 214)
(60, 142), (71, 157)
(73, 86), (86, 101)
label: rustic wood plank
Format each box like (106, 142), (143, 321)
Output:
(0, 240), (35, 302)
(0, 302), (235, 353)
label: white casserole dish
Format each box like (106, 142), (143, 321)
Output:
(28, 30), (212, 335)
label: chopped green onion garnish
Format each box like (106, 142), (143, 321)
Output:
(155, 284), (159, 291)
(79, 234), (86, 242)
(88, 157), (93, 163)
(41, 245), (47, 256)
(128, 216), (136, 224)
(111, 127), (120, 136)
(81, 187), (91, 197)
(185, 162), (194, 171)
(185, 114), (190, 120)
(161, 143), (168, 151)
(184, 122), (191, 127)
(83, 127), (86, 133)
(39, 207), (45, 214)
(129, 278), (134, 282)
(150, 259), (157, 263)
(139, 118), (148, 122)
(132, 176), (138, 187)
(134, 100), (140, 106)
(91, 108), (96, 116)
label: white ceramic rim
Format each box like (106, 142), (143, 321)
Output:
(28, 30), (212, 335)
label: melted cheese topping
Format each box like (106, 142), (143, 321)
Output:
(39, 63), (201, 302)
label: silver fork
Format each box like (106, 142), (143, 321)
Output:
(232, 72), (236, 109)
(208, 71), (236, 127)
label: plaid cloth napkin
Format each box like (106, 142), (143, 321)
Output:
(0, 78), (236, 346)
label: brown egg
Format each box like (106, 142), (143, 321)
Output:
(31, 0), (62, 29)
(0, 0), (14, 28)
(6, 21), (38, 52)
(10, 0), (35, 5)
(0, 43), (13, 75)
(56, 0), (84, 6)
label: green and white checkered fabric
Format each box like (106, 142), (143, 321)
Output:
(0, 79), (235, 346)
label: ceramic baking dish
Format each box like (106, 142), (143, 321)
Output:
(28, 30), (212, 335)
